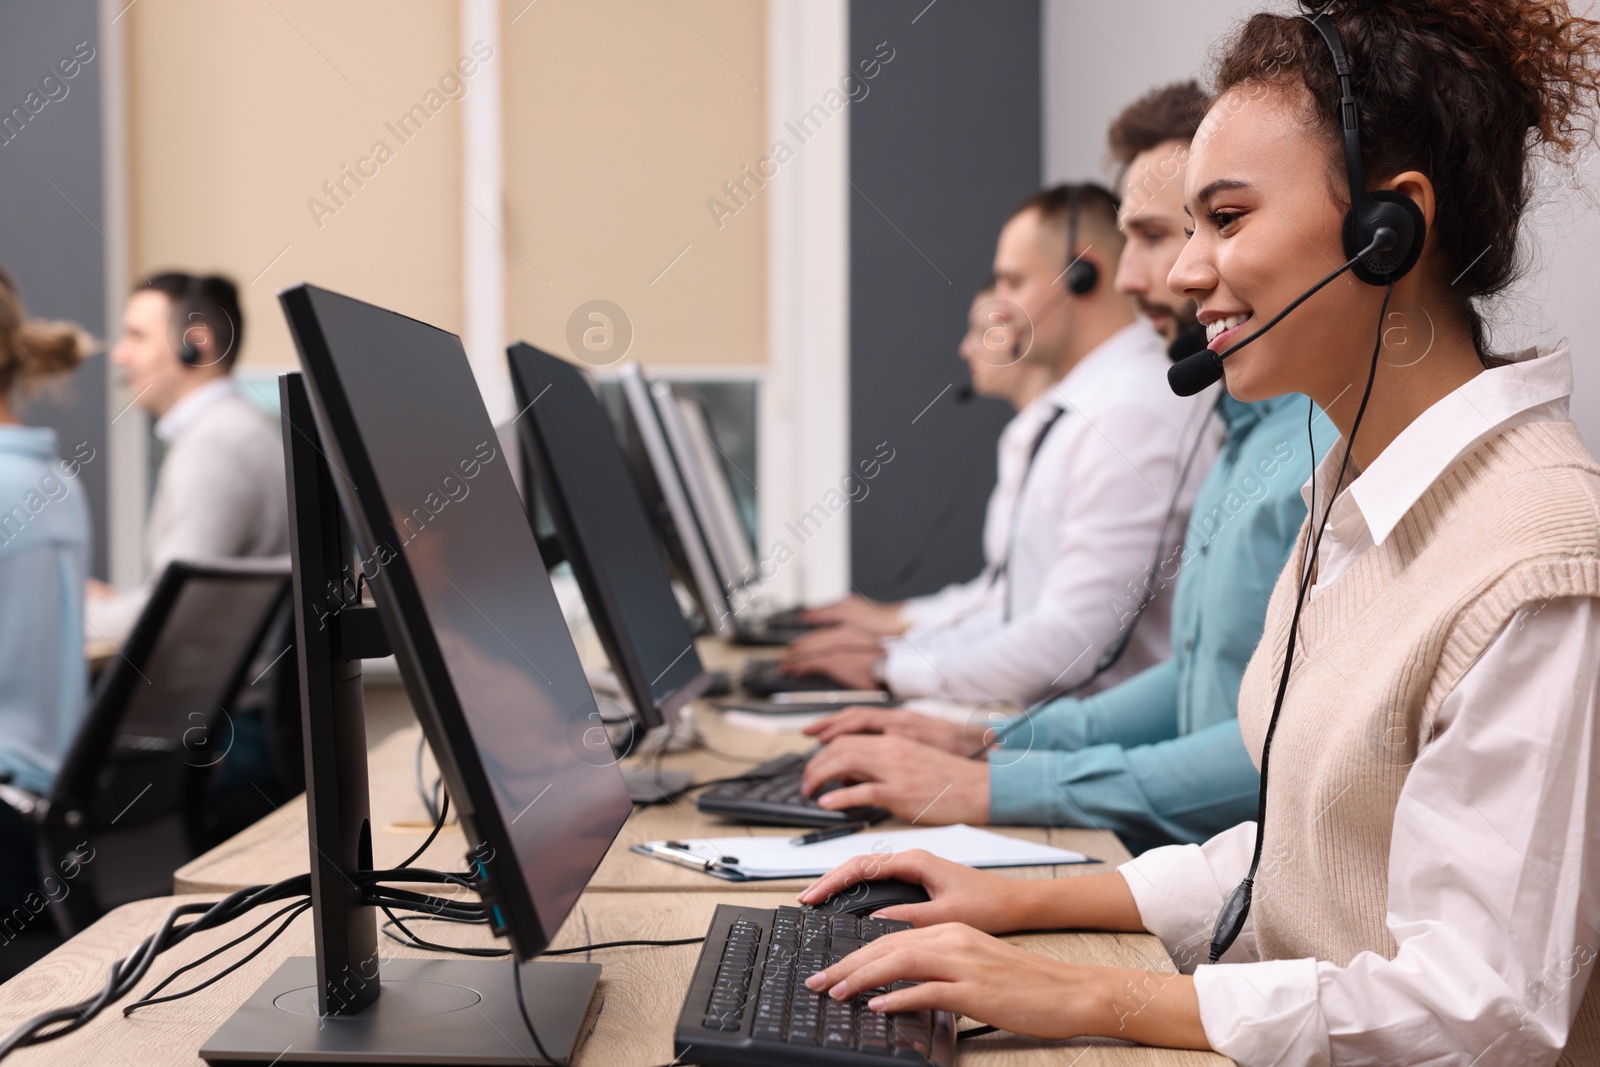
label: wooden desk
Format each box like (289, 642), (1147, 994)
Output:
(85, 637), (118, 676)
(0, 891), (1232, 1065)
(175, 713), (1131, 895)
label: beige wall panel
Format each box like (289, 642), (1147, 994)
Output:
(503, 0), (766, 368)
(127, 0), (468, 370)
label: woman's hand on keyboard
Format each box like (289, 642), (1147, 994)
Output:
(797, 848), (1038, 933)
(801, 923), (1210, 1049)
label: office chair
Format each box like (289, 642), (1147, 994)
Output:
(35, 557), (292, 937)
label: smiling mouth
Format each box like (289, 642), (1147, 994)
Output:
(1206, 313), (1251, 351)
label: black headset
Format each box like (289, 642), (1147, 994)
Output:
(1063, 184), (1100, 296)
(174, 275), (208, 367)
(1206, 10), (1421, 965)
(1305, 12), (1424, 286)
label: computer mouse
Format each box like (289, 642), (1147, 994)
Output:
(813, 878), (930, 917)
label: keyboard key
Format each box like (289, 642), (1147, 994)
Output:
(680, 904), (953, 1063)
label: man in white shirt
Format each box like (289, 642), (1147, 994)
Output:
(86, 273), (288, 645)
(798, 283), (1055, 645)
(783, 185), (1215, 705)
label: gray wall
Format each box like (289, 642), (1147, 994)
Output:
(0, 0), (108, 577)
(848, 0), (1041, 600)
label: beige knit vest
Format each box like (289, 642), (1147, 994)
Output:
(1236, 421), (1600, 1063)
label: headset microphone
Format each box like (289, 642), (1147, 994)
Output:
(1166, 230), (1390, 397)
(174, 275), (208, 367)
(1200, 9), (1425, 967)
(955, 384), (976, 403)
(1166, 323), (1207, 365)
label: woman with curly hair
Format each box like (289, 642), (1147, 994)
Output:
(798, 1), (1600, 1062)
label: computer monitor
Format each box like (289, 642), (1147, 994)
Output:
(616, 363), (736, 637)
(203, 284), (632, 1064)
(653, 383), (760, 595)
(506, 343), (711, 741)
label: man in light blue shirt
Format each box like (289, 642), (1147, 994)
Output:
(980, 393), (1325, 851)
(799, 83), (1333, 852)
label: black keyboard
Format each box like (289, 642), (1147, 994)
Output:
(727, 607), (816, 647)
(731, 621), (813, 647)
(675, 903), (957, 1065)
(742, 658), (858, 696)
(760, 606), (814, 632)
(698, 753), (888, 828)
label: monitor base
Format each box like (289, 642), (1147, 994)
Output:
(622, 766), (694, 803)
(201, 956), (599, 1065)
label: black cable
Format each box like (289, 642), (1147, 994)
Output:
(0, 815), (696, 1062)
(393, 791), (449, 871)
(513, 955), (566, 1067)
(123, 898), (309, 1013)
(0, 874), (313, 1057)
(122, 900), (312, 1013)
(1206, 282), (1395, 965)
(541, 936), (705, 956)
(414, 733), (441, 825)
(379, 905), (507, 958)
(958, 1024), (999, 1040)
(378, 910), (705, 959)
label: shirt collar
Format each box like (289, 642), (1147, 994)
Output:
(1301, 342), (1574, 546)
(155, 377), (237, 443)
(0, 425), (59, 460)
(1045, 320), (1164, 413)
(1218, 391), (1299, 440)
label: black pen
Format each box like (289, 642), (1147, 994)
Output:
(791, 822), (868, 846)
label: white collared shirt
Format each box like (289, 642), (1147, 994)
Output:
(884, 320), (1219, 705)
(1120, 344), (1600, 1065)
(154, 376), (238, 443)
(896, 390), (1066, 633)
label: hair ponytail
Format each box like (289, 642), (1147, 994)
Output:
(0, 268), (94, 397)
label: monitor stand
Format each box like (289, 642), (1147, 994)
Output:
(201, 374), (597, 1065)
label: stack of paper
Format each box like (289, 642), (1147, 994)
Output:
(635, 824), (1093, 880)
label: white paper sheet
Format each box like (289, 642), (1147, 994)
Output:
(642, 824), (1092, 879)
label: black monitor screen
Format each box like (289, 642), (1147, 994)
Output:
(507, 344), (708, 729)
(281, 285), (632, 959)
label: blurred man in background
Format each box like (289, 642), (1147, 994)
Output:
(86, 273), (287, 645)
(784, 182), (1211, 707)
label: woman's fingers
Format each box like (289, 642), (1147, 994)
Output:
(865, 979), (960, 1014)
(820, 946), (954, 1001)
(796, 848), (935, 905)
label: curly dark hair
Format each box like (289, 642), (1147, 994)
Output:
(1212, 0), (1600, 360)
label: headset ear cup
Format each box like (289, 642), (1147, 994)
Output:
(1066, 259), (1098, 296)
(1345, 190), (1425, 286)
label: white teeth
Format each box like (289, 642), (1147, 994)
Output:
(1206, 314), (1249, 343)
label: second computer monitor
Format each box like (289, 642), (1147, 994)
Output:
(508, 343), (711, 731)
(279, 285), (632, 960)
